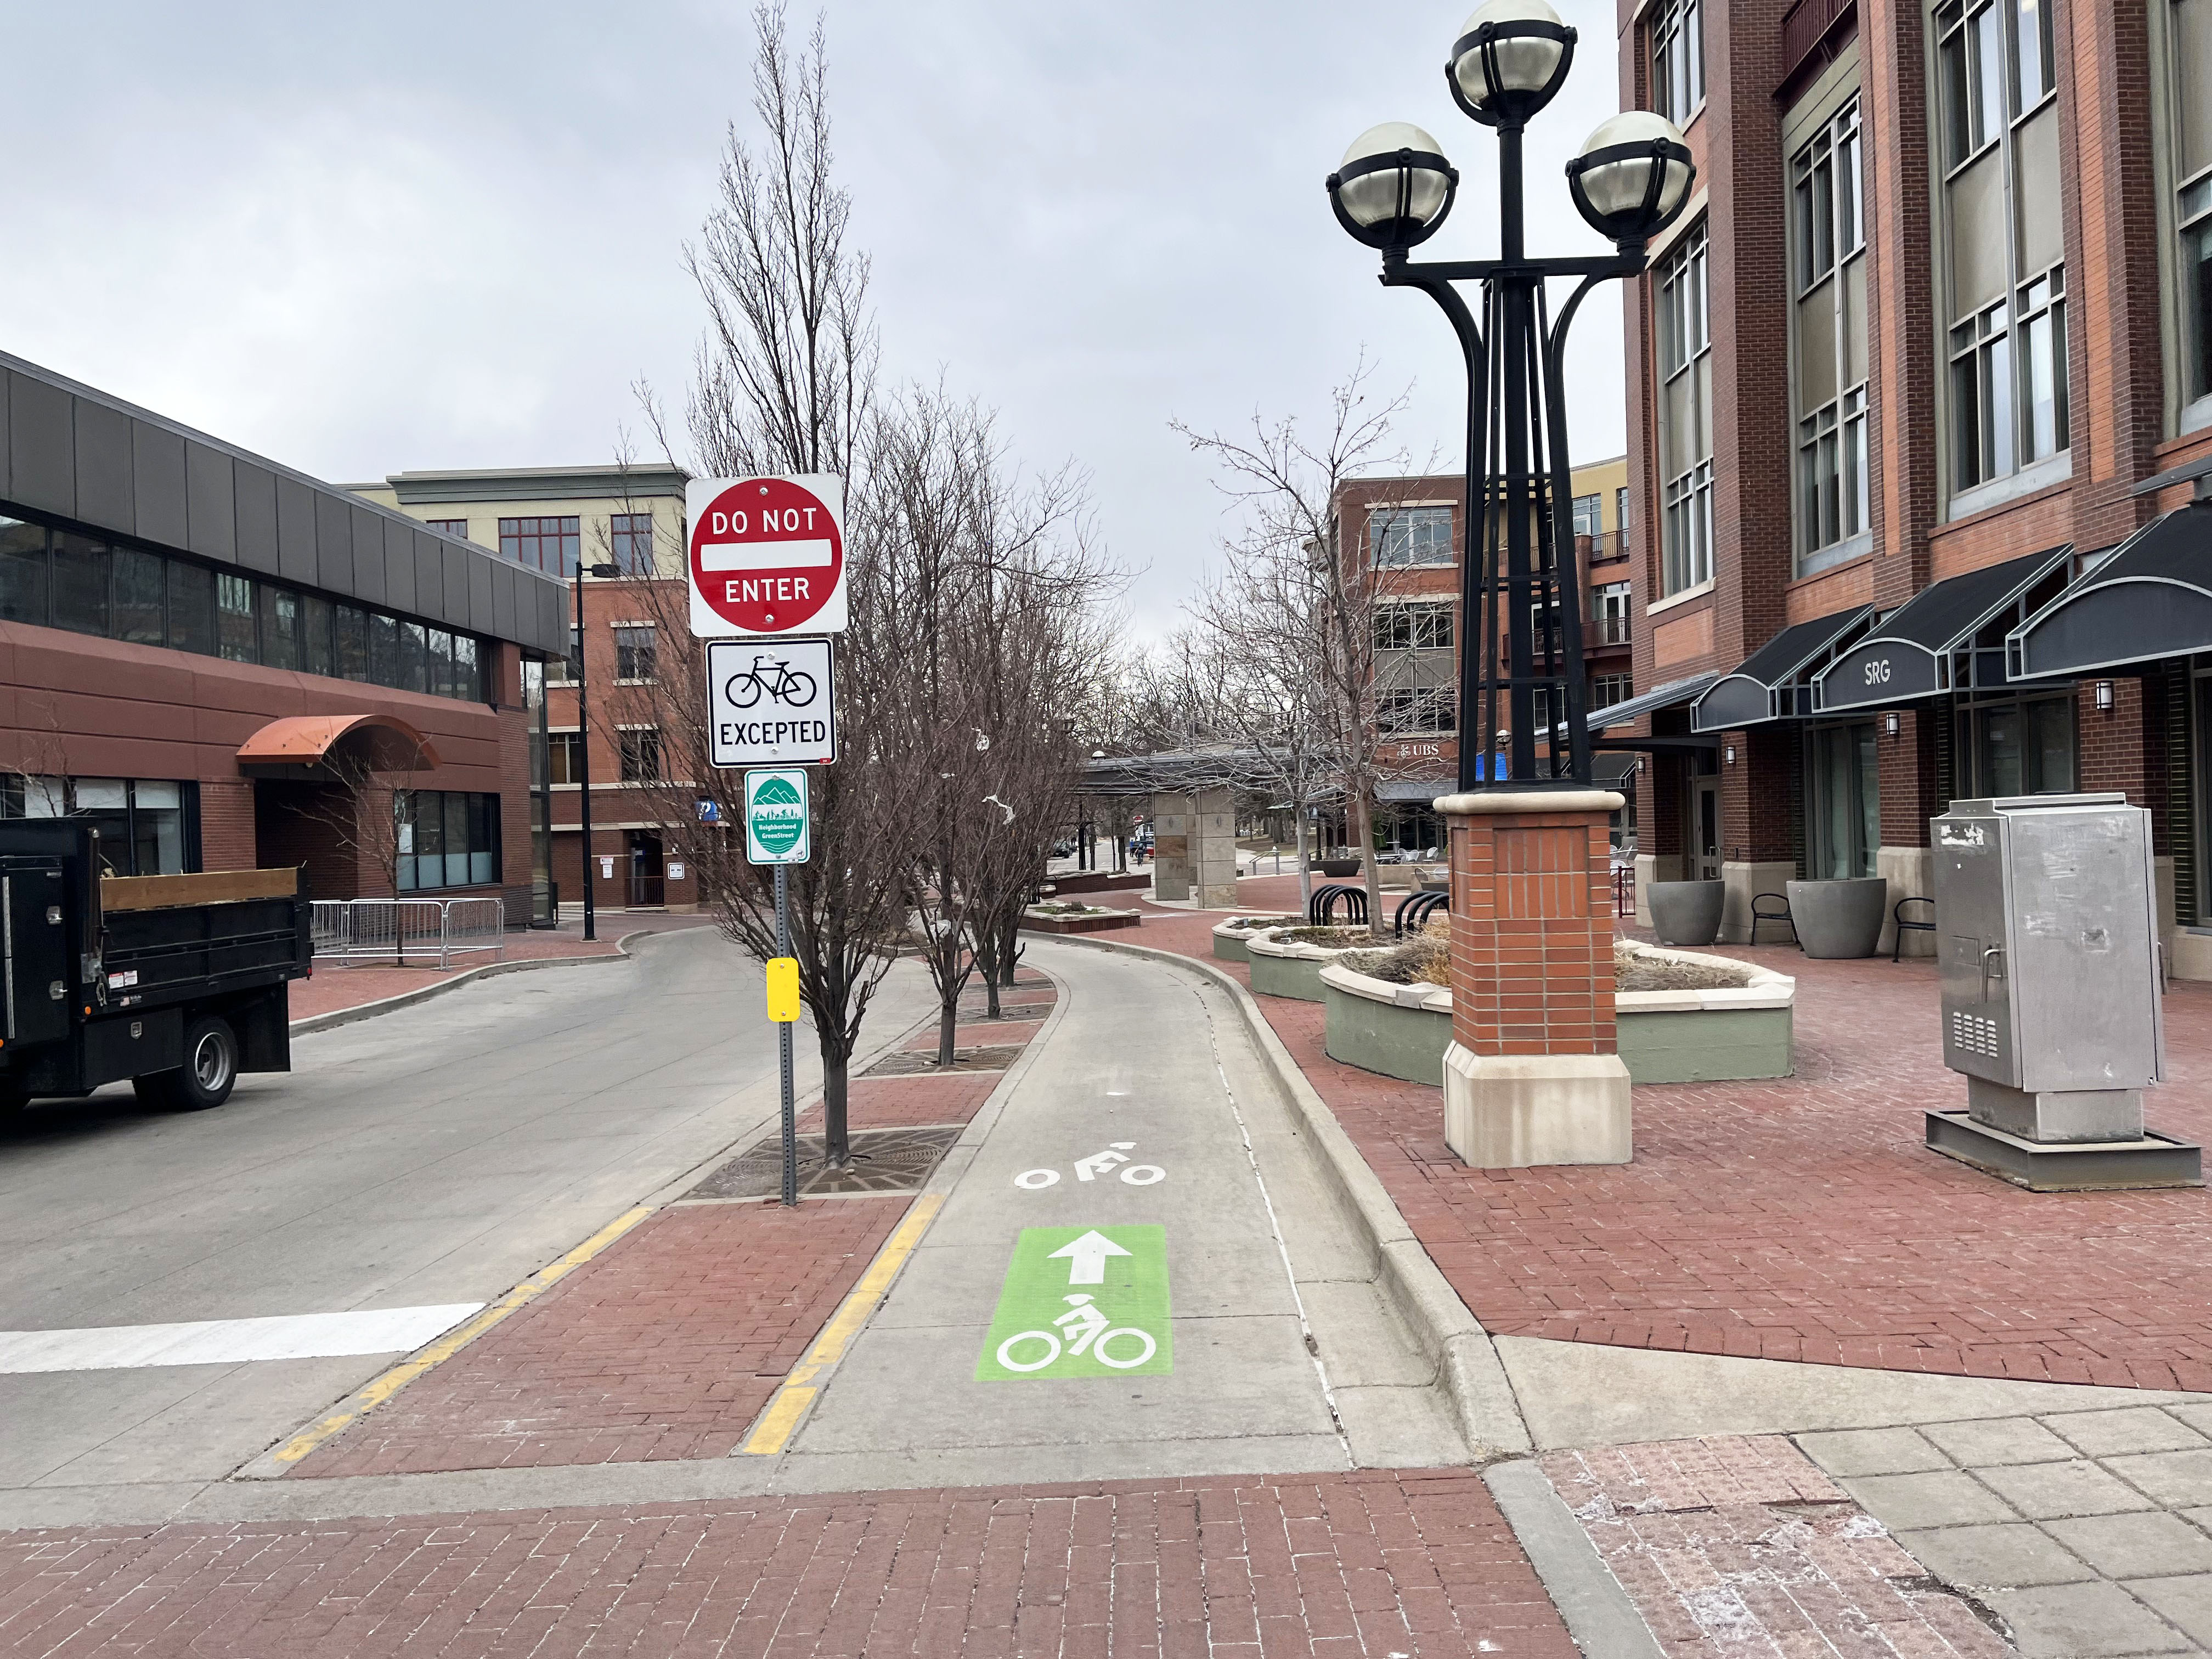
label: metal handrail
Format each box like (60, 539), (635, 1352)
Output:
(311, 898), (507, 970)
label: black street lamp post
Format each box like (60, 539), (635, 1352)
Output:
(572, 557), (620, 942)
(1328, 0), (1694, 794)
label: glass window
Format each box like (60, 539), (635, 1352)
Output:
(400, 620), (428, 693)
(1656, 223), (1714, 594)
(1651, 0), (1703, 122)
(1571, 494), (1603, 539)
(299, 594), (333, 678)
(130, 780), (186, 875)
(1960, 693), (2076, 795)
(498, 516), (581, 577)
(216, 573), (257, 662)
(107, 548), (162, 646)
(614, 625), (657, 681)
(426, 628), (455, 698)
(1792, 99), (1871, 569)
(333, 605), (369, 680)
(166, 560), (215, 656)
(1374, 602), (1454, 652)
(619, 727), (663, 782)
(258, 584), (301, 671)
(395, 791), (500, 891)
(1806, 723), (1880, 878)
(1369, 506), (1453, 566)
(611, 512), (655, 575)
(2170, 3), (2212, 406)
(549, 730), (586, 785)
(425, 517), (469, 538)
(454, 634), (481, 700)
(1591, 672), (1635, 708)
(52, 534), (111, 637)
(369, 611), (399, 686)
(0, 520), (48, 625)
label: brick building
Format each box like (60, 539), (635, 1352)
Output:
(1331, 456), (1637, 851)
(1607, 0), (2212, 975)
(0, 352), (566, 922)
(352, 466), (698, 916)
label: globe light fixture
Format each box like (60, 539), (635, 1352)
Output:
(1447, 0), (1576, 127)
(1565, 110), (1696, 245)
(1326, 123), (1459, 250)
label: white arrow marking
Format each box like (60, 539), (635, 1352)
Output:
(1110, 1142), (1136, 1149)
(1073, 1149), (1128, 1182)
(1047, 1230), (1132, 1285)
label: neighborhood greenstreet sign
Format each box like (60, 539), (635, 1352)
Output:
(743, 768), (811, 865)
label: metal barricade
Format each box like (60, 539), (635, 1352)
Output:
(311, 898), (508, 970)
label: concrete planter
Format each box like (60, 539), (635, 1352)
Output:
(1616, 945), (1796, 1082)
(1246, 929), (1369, 1001)
(1019, 906), (1142, 935)
(1210, 915), (1297, 962)
(1786, 877), (1887, 959)
(1648, 879), (1725, 946)
(1319, 962), (1452, 1084)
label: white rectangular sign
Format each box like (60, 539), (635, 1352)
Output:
(685, 474), (847, 638)
(706, 637), (837, 768)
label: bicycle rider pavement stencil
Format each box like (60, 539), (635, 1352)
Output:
(976, 1224), (1172, 1379)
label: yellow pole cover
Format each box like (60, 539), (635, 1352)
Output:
(765, 957), (802, 1023)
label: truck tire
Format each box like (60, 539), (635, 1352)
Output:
(135, 1015), (239, 1111)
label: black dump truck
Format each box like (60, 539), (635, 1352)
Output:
(0, 820), (311, 1113)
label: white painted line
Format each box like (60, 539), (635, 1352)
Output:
(0, 1304), (486, 1373)
(699, 539), (834, 572)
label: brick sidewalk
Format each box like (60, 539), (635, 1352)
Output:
(1133, 876), (2212, 1392)
(0, 1470), (1577, 1658)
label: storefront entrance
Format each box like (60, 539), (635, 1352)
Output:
(1690, 776), (1721, 880)
(628, 831), (666, 907)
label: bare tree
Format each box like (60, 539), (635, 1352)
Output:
(1172, 359), (1414, 930)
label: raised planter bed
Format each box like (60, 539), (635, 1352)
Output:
(1043, 871), (1151, 896)
(1245, 927), (1374, 1001)
(1210, 914), (1299, 963)
(1019, 904), (1142, 935)
(1320, 961), (1452, 1084)
(1616, 943), (1795, 1082)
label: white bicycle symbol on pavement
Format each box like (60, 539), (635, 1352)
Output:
(995, 1294), (1158, 1372)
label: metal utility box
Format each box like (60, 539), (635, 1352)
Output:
(1927, 792), (2197, 1189)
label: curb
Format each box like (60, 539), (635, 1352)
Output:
(289, 927), (690, 1036)
(1482, 1459), (1664, 1659)
(1052, 933), (1532, 1459)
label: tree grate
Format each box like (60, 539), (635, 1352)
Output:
(682, 1124), (966, 1200)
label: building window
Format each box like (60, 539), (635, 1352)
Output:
(548, 730), (585, 785)
(1937, 0), (2066, 499)
(1369, 506), (1453, 567)
(0, 512), (493, 703)
(1805, 723), (1879, 878)
(618, 727), (663, 783)
(1656, 224), (1713, 595)
(1374, 601), (1453, 652)
(1957, 692), (2076, 796)
(614, 625), (657, 681)
(1651, 0), (1704, 122)
(0, 776), (198, 875)
(1613, 487), (1628, 540)
(1571, 493), (1603, 539)
(2166, 2), (2212, 413)
(426, 518), (470, 539)
(1591, 672), (1635, 709)
(1792, 98), (1871, 570)
(499, 515), (581, 577)
(1377, 686), (1457, 736)
(397, 791), (500, 891)
(610, 513), (655, 575)
(1592, 580), (1632, 645)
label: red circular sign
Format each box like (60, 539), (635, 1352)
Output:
(689, 477), (843, 634)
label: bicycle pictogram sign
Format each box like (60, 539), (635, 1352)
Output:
(976, 1225), (1171, 1381)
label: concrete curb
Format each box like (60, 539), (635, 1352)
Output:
(289, 927), (691, 1036)
(1482, 1459), (1664, 1659)
(1052, 933), (1532, 1458)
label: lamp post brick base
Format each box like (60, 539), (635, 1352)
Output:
(1437, 789), (1631, 1168)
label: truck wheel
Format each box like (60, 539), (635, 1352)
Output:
(137, 1016), (239, 1111)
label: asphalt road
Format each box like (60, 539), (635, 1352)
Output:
(0, 927), (934, 1499)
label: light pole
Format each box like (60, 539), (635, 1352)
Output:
(1327, 0), (1693, 793)
(572, 557), (619, 941)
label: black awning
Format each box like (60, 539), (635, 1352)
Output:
(1815, 544), (2075, 713)
(2011, 503), (2212, 678)
(1585, 672), (1719, 733)
(1690, 606), (1875, 732)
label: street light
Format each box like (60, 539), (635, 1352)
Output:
(1328, 0), (1694, 791)
(572, 557), (620, 941)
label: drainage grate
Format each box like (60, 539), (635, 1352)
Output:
(682, 1124), (966, 1200)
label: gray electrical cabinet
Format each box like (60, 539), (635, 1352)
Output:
(1928, 792), (2197, 1189)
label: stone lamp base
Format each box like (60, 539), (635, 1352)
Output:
(1443, 1045), (1632, 1167)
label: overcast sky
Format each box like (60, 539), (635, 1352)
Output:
(1, 0), (1630, 634)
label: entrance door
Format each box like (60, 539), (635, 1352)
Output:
(628, 832), (665, 907)
(1691, 777), (1721, 881)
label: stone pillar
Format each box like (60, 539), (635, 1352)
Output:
(1190, 787), (1239, 909)
(1150, 793), (1193, 901)
(1438, 790), (1632, 1169)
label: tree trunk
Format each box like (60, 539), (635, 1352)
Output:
(1294, 805), (1312, 911)
(1350, 789), (1384, 939)
(998, 912), (1022, 989)
(820, 1036), (852, 1167)
(938, 997), (959, 1066)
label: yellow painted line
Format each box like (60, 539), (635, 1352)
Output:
(743, 1192), (944, 1454)
(271, 1204), (656, 1467)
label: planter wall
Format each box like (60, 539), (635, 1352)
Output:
(1615, 946), (1796, 1082)
(1787, 877), (1887, 958)
(1211, 916), (1296, 962)
(1020, 909), (1142, 935)
(1247, 932), (1365, 1001)
(1320, 964), (1452, 1084)
(1648, 879), (1725, 946)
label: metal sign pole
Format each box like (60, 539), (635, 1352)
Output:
(775, 860), (797, 1208)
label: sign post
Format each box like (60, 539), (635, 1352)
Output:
(746, 766), (811, 1206)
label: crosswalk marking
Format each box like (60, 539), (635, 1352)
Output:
(0, 1304), (485, 1373)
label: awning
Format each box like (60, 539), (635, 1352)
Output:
(1815, 544), (2076, 713)
(236, 714), (440, 776)
(1690, 606), (1874, 732)
(1585, 672), (1720, 732)
(2010, 503), (2212, 678)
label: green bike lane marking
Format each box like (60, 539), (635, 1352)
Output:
(976, 1226), (1172, 1380)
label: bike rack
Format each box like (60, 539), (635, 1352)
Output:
(1307, 884), (1369, 927)
(1394, 890), (1448, 939)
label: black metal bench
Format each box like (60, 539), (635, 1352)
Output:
(1750, 891), (1798, 947)
(1893, 895), (1934, 962)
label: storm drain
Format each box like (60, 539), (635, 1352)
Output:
(681, 1124), (966, 1200)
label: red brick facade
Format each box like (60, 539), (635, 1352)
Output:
(1448, 802), (1618, 1056)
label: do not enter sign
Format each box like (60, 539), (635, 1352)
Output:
(685, 474), (847, 637)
